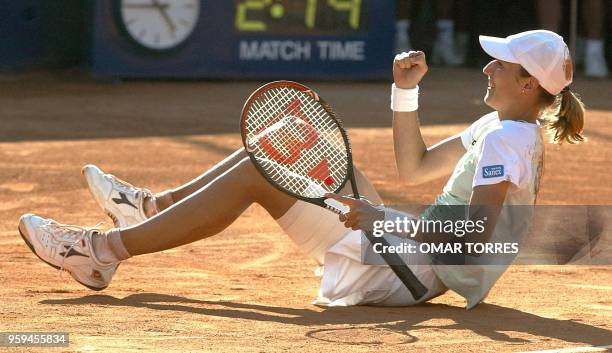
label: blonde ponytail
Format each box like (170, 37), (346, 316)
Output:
(518, 66), (587, 144)
(540, 89), (586, 144)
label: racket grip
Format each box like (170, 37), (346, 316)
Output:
(324, 198), (350, 214)
(363, 231), (429, 300)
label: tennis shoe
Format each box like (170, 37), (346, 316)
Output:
(18, 214), (117, 291)
(82, 164), (150, 228)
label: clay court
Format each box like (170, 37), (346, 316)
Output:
(0, 68), (610, 352)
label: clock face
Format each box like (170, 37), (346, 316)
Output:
(119, 0), (200, 51)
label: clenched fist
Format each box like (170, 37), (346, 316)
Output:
(393, 51), (428, 89)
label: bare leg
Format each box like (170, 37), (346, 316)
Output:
(121, 157), (297, 256)
(433, 0), (465, 66)
(537, 0), (561, 33)
(150, 148), (382, 213)
(454, 0), (471, 33)
(350, 168), (383, 205)
(583, 0), (604, 39)
(120, 153), (381, 257)
(148, 149), (248, 214)
(435, 0), (454, 19)
(395, 0), (413, 53)
(397, 0), (412, 19)
(582, 0), (609, 78)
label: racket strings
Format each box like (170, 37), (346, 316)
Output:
(245, 86), (348, 198)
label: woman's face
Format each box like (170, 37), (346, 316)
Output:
(482, 59), (526, 112)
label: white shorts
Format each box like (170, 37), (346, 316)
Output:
(276, 200), (447, 306)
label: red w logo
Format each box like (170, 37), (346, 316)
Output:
(259, 99), (319, 165)
(308, 159), (334, 186)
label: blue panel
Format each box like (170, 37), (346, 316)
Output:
(91, 0), (394, 79)
(0, 0), (84, 70)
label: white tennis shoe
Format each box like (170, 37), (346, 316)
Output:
(18, 214), (118, 291)
(82, 164), (150, 228)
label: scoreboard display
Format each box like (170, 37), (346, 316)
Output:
(234, 0), (367, 34)
(91, 0), (394, 79)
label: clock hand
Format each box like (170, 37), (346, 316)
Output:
(159, 7), (176, 33)
(152, 0), (176, 32)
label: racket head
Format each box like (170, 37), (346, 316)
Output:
(240, 81), (354, 208)
(241, 83), (427, 299)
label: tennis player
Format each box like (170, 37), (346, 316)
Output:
(18, 30), (585, 308)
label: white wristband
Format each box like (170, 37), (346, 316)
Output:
(390, 84), (419, 112)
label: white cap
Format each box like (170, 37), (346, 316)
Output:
(479, 30), (573, 95)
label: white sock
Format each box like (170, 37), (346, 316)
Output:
(144, 195), (159, 218)
(436, 19), (455, 44)
(396, 20), (411, 42)
(92, 229), (131, 263)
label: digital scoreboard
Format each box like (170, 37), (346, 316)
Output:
(90, 0), (394, 79)
(234, 0), (367, 34)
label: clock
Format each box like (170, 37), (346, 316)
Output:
(116, 0), (200, 51)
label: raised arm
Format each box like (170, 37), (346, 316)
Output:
(392, 52), (465, 184)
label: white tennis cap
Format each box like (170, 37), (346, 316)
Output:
(479, 30), (573, 95)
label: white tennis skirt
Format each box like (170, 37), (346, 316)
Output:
(276, 200), (447, 306)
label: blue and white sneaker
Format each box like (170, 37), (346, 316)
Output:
(18, 214), (117, 291)
(82, 165), (150, 228)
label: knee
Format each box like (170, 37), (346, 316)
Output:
(233, 157), (265, 192)
(235, 156), (257, 176)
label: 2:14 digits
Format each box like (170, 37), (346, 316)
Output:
(236, 0), (362, 31)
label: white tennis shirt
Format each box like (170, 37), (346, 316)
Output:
(431, 111), (544, 308)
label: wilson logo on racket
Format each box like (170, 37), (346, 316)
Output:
(247, 99), (320, 165)
(308, 159), (334, 186)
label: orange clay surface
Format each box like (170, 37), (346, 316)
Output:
(0, 68), (610, 352)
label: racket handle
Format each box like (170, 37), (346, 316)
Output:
(325, 196), (428, 300)
(363, 231), (429, 300)
(324, 198), (350, 214)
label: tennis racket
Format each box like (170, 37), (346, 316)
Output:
(240, 81), (428, 300)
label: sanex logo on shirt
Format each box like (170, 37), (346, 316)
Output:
(482, 165), (504, 178)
